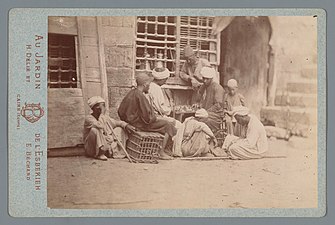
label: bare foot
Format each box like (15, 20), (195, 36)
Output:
(95, 154), (108, 161)
(100, 146), (110, 152)
(158, 151), (173, 160)
(202, 152), (215, 158)
(100, 145), (112, 158)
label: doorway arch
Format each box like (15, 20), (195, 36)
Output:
(219, 16), (272, 116)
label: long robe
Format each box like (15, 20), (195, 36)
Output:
(173, 117), (214, 157)
(224, 92), (247, 137)
(147, 82), (182, 132)
(147, 82), (172, 116)
(83, 114), (128, 158)
(224, 115), (268, 160)
(198, 81), (225, 135)
(118, 89), (176, 137)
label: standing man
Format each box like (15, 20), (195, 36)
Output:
(118, 72), (177, 160)
(197, 67), (225, 135)
(179, 45), (212, 103)
(83, 96), (136, 161)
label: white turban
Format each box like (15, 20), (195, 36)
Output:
(87, 96), (105, 109)
(232, 106), (249, 117)
(195, 108), (208, 118)
(227, 79), (238, 88)
(200, 67), (216, 79)
(152, 67), (170, 80)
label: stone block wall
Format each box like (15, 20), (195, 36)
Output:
(48, 89), (85, 148)
(260, 17), (318, 138)
(101, 16), (136, 118)
(269, 16), (317, 92)
(77, 17), (103, 111)
(48, 16), (102, 149)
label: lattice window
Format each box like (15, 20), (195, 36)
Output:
(136, 16), (178, 76)
(135, 16), (218, 79)
(48, 33), (79, 88)
(180, 16), (218, 70)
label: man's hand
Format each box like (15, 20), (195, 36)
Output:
(125, 124), (137, 134)
(210, 137), (218, 147)
(225, 110), (233, 116)
(213, 137), (218, 147)
(190, 77), (202, 89)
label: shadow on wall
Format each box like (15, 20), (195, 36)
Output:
(219, 16), (272, 117)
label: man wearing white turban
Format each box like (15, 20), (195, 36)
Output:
(173, 108), (217, 157)
(194, 67), (225, 137)
(147, 63), (173, 117)
(83, 96), (136, 161)
(223, 106), (268, 160)
(147, 64), (182, 138)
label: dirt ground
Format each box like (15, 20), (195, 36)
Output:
(47, 136), (318, 209)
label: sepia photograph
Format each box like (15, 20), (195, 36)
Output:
(46, 15), (318, 210)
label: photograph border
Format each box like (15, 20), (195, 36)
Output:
(0, 1), (334, 224)
(7, 7), (326, 217)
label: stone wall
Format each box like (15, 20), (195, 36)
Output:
(261, 17), (317, 137)
(48, 89), (85, 148)
(77, 17), (104, 113)
(219, 16), (317, 118)
(101, 17), (136, 118)
(48, 16), (104, 149)
(269, 16), (317, 93)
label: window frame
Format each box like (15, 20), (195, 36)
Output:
(47, 33), (80, 89)
(135, 16), (220, 87)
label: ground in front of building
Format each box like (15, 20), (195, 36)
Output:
(47, 136), (317, 209)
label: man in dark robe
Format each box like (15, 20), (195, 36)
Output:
(118, 72), (176, 160)
(197, 67), (225, 135)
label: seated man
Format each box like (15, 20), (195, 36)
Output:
(223, 106), (268, 160)
(173, 108), (217, 157)
(83, 96), (136, 161)
(147, 64), (182, 130)
(147, 63), (173, 117)
(179, 45), (212, 103)
(197, 67), (225, 135)
(118, 72), (177, 160)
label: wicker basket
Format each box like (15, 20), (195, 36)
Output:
(126, 131), (164, 163)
